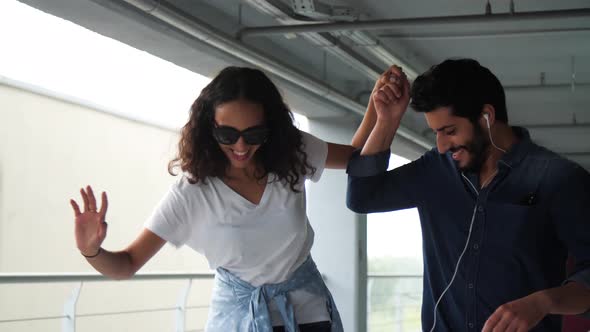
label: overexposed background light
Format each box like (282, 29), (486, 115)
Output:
(367, 155), (423, 260)
(0, 0), (209, 130)
(0, 0), (311, 133)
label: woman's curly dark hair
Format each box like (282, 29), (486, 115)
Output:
(168, 66), (315, 192)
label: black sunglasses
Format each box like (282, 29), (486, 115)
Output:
(212, 125), (269, 145)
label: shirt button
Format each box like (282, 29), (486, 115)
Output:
(469, 322), (474, 328)
(468, 283), (474, 289)
(473, 244), (479, 250)
(477, 205), (484, 212)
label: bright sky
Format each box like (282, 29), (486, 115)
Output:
(0, 0), (417, 260)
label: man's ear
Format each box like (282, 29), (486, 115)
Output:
(480, 104), (496, 129)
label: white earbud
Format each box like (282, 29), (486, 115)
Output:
(483, 113), (490, 129)
(482, 112), (507, 153)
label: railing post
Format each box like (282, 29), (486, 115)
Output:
(175, 278), (192, 332)
(366, 278), (373, 332)
(62, 281), (82, 332)
(393, 281), (402, 332)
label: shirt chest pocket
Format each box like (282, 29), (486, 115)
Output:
(484, 202), (549, 252)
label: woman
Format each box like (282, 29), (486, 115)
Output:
(70, 66), (406, 331)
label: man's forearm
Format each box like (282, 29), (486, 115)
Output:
(539, 281), (590, 315)
(361, 117), (400, 156)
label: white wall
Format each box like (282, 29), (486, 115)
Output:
(0, 80), (420, 332)
(0, 82), (211, 332)
(307, 115), (367, 332)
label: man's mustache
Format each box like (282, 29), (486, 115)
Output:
(449, 145), (468, 153)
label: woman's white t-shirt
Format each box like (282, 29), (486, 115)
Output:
(145, 131), (330, 325)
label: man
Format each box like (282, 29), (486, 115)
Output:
(347, 59), (590, 331)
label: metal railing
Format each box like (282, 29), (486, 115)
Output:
(0, 272), (215, 332)
(367, 274), (423, 332)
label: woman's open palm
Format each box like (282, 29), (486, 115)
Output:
(70, 185), (108, 256)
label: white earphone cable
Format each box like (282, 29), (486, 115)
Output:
(484, 114), (507, 153)
(427, 205), (478, 332)
(427, 114), (504, 331)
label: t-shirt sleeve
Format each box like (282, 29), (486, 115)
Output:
(144, 179), (192, 248)
(301, 131), (328, 183)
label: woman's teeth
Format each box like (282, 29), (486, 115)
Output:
(231, 150), (249, 160)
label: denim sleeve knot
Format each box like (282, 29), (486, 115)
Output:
(205, 256), (343, 332)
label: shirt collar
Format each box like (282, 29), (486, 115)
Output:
(498, 126), (534, 169)
(452, 126), (534, 180)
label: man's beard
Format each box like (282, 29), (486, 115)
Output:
(451, 124), (490, 173)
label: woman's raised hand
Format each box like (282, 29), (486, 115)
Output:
(70, 185), (108, 257)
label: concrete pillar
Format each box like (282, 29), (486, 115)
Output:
(307, 115), (367, 332)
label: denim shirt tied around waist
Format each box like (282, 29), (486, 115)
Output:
(205, 256), (343, 332)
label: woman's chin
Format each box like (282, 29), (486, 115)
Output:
(226, 153), (254, 169)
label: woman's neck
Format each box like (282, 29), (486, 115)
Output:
(226, 163), (264, 181)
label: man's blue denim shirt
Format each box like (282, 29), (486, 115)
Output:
(346, 127), (590, 331)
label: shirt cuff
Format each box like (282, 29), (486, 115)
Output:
(346, 149), (390, 177)
(564, 268), (590, 318)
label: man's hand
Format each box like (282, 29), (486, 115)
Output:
(372, 66), (410, 122)
(351, 65), (408, 148)
(482, 292), (550, 332)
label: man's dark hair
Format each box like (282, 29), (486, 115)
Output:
(410, 58), (508, 123)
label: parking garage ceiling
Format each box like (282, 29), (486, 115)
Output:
(18, 0), (590, 167)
